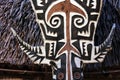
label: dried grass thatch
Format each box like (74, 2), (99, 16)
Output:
(0, 0), (120, 72)
(85, 0), (120, 71)
(0, 0), (43, 66)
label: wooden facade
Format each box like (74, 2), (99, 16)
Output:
(0, 0), (120, 80)
(0, 64), (120, 80)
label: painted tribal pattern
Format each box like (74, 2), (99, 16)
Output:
(11, 0), (116, 80)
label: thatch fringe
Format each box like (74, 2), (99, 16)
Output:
(0, 0), (42, 65)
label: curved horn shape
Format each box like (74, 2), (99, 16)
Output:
(10, 28), (50, 65)
(82, 24), (116, 63)
(94, 23), (116, 62)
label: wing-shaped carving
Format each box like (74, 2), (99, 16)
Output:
(11, 28), (50, 65)
(94, 24), (116, 62)
(82, 23), (116, 63)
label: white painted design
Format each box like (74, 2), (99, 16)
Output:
(37, 0), (44, 6)
(91, 0), (97, 9)
(74, 57), (81, 68)
(11, 0), (116, 80)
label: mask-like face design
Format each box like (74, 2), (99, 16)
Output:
(11, 0), (115, 80)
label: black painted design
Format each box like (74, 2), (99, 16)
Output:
(11, 0), (116, 80)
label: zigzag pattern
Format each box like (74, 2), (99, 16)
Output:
(11, 28), (45, 64)
(95, 24), (116, 62)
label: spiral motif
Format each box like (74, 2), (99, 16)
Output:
(74, 15), (88, 28)
(48, 15), (62, 28)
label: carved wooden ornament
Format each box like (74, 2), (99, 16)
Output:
(11, 0), (116, 80)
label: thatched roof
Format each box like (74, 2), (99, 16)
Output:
(0, 0), (42, 65)
(85, 0), (120, 71)
(0, 0), (120, 72)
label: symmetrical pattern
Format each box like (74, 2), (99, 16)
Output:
(11, 0), (116, 80)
